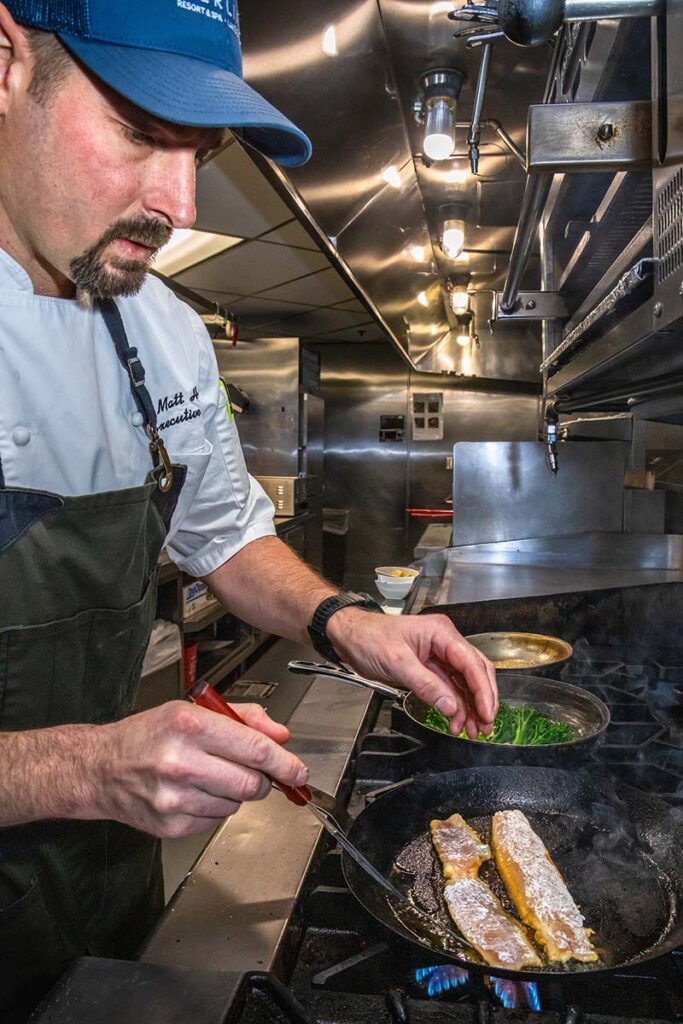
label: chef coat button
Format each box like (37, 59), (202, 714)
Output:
(131, 412), (144, 427)
(12, 427), (31, 446)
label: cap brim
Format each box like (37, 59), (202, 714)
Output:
(58, 34), (312, 167)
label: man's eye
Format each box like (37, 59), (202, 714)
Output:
(126, 127), (154, 147)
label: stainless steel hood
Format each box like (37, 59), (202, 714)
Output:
(235, 0), (550, 381)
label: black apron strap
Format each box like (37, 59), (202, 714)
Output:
(98, 299), (174, 493)
(98, 298), (158, 432)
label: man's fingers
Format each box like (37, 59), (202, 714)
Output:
(438, 638), (497, 727)
(397, 655), (469, 731)
(196, 707), (308, 788)
(233, 702), (290, 744)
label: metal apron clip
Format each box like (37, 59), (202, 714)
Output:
(146, 424), (174, 493)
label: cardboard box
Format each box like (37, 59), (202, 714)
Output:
(182, 581), (220, 619)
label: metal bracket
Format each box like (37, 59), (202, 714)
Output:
(527, 101), (652, 174)
(494, 291), (568, 320)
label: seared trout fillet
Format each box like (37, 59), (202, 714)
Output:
(443, 877), (542, 970)
(492, 810), (597, 964)
(430, 813), (492, 880)
(431, 814), (541, 970)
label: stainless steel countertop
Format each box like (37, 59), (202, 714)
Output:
(409, 533), (683, 611)
(273, 511), (311, 533)
(140, 640), (372, 973)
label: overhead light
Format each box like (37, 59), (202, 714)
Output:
(442, 218), (465, 259)
(440, 202), (469, 260)
(444, 167), (469, 184)
(154, 228), (243, 276)
(450, 285), (470, 314)
(424, 101), (455, 161)
(417, 69), (464, 163)
(410, 245), (427, 263)
(454, 307), (477, 350)
(321, 23), (338, 57)
(417, 290), (429, 307)
(382, 164), (402, 189)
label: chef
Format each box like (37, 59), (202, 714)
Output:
(0, 0), (498, 1019)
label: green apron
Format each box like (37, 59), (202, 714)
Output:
(0, 299), (187, 1022)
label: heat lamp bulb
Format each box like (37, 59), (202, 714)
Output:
(423, 100), (455, 161)
(442, 218), (465, 259)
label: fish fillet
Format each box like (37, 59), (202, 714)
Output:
(431, 814), (541, 970)
(443, 877), (542, 970)
(492, 810), (597, 964)
(430, 813), (492, 880)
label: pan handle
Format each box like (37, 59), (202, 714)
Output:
(287, 660), (404, 701)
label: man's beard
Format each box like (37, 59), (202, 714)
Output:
(69, 216), (173, 298)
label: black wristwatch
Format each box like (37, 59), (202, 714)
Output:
(308, 592), (383, 664)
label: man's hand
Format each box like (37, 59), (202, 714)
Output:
(327, 610), (498, 738)
(91, 701), (308, 838)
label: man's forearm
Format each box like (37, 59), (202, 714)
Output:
(0, 725), (100, 826)
(203, 535), (338, 643)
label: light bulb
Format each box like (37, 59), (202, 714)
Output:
(456, 332), (471, 347)
(442, 218), (465, 259)
(450, 288), (469, 314)
(423, 100), (455, 161)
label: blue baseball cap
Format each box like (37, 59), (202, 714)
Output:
(6, 0), (312, 166)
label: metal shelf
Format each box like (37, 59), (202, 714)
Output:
(194, 632), (269, 691)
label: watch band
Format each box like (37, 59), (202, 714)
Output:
(308, 592), (382, 664)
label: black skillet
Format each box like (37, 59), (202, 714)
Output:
(341, 766), (683, 981)
(287, 661), (610, 766)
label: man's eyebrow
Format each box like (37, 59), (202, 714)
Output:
(127, 110), (227, 152)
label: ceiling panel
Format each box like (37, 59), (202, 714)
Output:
(229, 296), (315, 323)
(260, 267), (355, 306)
(175, 240), (329, 295)
(194, 141), (293, 238)
(259, 220), (321, 250)
(253, 307), (373, 337)
(314, 322), (390, 342)
(330, 298), (368, 313)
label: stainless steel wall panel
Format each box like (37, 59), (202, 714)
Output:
(214, 337), (301, 476)
(315, 343), (542, 587)
(315, 343), (410, 587)
(452, 440), (628, 545)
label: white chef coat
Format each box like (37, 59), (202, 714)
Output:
(0, 246), (276, 577)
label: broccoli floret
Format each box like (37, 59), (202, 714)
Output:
(426, 700), (573, 746)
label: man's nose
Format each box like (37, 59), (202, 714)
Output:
(145, 150), (197, 230)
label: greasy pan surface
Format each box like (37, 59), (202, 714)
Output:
(400, 674), (610, 767)
(342, 767), (683, 980)
(466, 632), (573, 671)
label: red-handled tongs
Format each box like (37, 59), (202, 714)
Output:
(187, 679), (405, 900)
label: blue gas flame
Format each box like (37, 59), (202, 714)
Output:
(414, 965), (470, 997)
(492, 977), (541, 1010)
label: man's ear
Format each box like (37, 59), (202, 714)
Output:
(0, 4), (32, 117)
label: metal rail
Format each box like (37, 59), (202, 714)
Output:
(468, 43), (493, 174)
(499, 173), (554, 312)
(563, 0), (662, 20)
